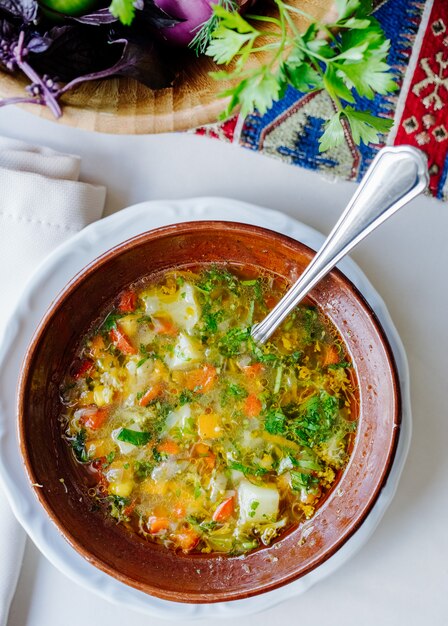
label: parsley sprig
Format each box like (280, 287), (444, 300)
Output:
(206, 0), (397, 151)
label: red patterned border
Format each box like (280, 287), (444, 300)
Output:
(394, 0), (448, 197)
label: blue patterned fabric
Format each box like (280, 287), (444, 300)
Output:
(239, 0), (425, 182)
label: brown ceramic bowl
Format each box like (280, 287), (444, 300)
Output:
(18, 221), (400, 603)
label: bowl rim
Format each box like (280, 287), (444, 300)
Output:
(17, 220), (401, 603)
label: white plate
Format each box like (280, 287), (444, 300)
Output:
(0, 198), (411, 619)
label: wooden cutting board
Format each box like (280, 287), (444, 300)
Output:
(0, 0), (334, 134)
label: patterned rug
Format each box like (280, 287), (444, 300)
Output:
(196, 0), (448, 201)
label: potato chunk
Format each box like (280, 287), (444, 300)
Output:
(143, 283), (200, 334)
(238, 480), (279, 523)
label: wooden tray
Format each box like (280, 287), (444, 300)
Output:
(0, 0), (333, 133)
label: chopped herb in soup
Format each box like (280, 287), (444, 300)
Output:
(62, 267), (358, 555)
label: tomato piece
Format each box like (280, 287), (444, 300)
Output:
(148, 516), (170, 533)
(184, 364), (216, 393)
(79, 406), (109, 430)
(123, 499), (136, 518)
(139, 383), (164, 407)
(109, 327), (137, 355)
(323, 345), (340, 367)
(72, 358), (94, 380)
(212, 496), (234, 522)
(157, 439), (180, 455)
(118, 290), (137, 313)
(243, 362), (264, 379)
(174, 528), (200, 552)
(244, 394), (262, 417)
(153, 316), (178, 336)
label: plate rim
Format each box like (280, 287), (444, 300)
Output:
(0, 197), (412, 619)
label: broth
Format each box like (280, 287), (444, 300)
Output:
(61, 265), (358, 555)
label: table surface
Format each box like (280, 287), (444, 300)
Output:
(1, 107), (447, 626)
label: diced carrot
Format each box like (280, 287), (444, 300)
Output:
(118, 290), (137, 313)
(244, 394), (262, 417)
(212, 496), (234, 522)
(173, 502), (186, 519)
(72, 358), (94, 380)
(90, 335), (105, 358)
(191, 443), (215, 470)
(174, 528), (200, 552)
(148, 516), (170, 533)
(323, 344), (340, 367)
(153, 316), (178, 336)
(184, 364), (217, 393)
(193, 442), (210, 457)
(157, 439), (180, 455)
(243, 362), (264, 379)
(79, 406), (109, 430)
(139, 383), (164, 407)
(109, 327), (137, 355)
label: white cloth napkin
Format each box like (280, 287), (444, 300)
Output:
(0, 137), (106, 626)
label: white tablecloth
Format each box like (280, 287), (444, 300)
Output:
(0, 106), (447, 626)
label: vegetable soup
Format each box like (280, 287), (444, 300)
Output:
(61, 266), (358, 556)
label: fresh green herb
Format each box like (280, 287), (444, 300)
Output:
(290, 470), (319, 492)
(109, 0), (135, 26)
(283, 351), (302, 365)
(218, 326), (251, 357)
(104, 451), (116, 467)
(206, 0), (396, 151)
(265, 407), (287, 435)
(72, 429), (88, 463)
(123, 462), (130, 470)
(328, 361), (352, 369)
(201, 304), (224, 336)
(134, 460), (154, 479)
(179, 389), (193, 406)
(107, 494), (131, 520)
(194, 483), (202, 499)
(101, 312), (123, 332)
(137, 357), (149, 368)
(249, 338), (279, 364)
(229, 460), (268, 477)
(136, 390), (145, 401)
(117, 428), (152, 446)
(186, 515), (219, 532)
(227, 383), (248, 399)
(248, 500), (260, 517)
(190, 0), (237, 55)
(152, 447), (163, 463)
(197, 266), (239, 294)
(137, 315), (152, 324)
(286, 391), (339, 446)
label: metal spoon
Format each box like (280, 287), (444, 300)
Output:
(251, 145), (429, 345)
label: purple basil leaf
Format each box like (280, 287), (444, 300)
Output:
(107, 35), (176, 87)
(33, 24), (122, 81)
(136, 0), (183, 29)
(26, 33), (52, 53)
(0, 0), (38, 23)
(71, 8), (118, 26)
(60, 35), (176, 93)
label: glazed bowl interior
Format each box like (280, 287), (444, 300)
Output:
(18, 221), (399, 603)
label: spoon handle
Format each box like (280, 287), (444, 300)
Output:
(251, 145), (429, 344)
